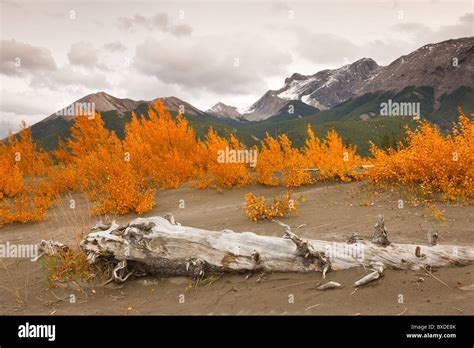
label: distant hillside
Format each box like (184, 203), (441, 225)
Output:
(215, 37), (473, 122)
(238, 86), (474, 155)
(15, 37), (474, 157)
(361, 37), (474, 99)
(28, 86), (473, 157)
(30, 100), (248, 151)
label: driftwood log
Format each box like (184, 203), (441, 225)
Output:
(78, 214), (474, 284)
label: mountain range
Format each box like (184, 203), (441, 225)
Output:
(20, 37), (474, 155)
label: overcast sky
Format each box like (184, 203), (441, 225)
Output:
(0, 0), (473, 136)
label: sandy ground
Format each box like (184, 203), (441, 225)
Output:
(0, 181), (473, 315)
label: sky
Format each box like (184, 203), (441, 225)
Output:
(0, 0), (473, 136)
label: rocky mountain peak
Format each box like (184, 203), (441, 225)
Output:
(284, 73), (308, 84)
(240, 57), (381, 120)
(361, 37), (474, 98)
(206, 102), (241, 119)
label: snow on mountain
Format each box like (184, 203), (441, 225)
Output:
(239, 58), (380, 121)
(275, 58), (380, 109)
(32, 37), (474, 129)
(237, 36), (474, 122)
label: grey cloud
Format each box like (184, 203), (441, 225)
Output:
(392, 22), (431, 34)
(460, 13), (474, 23)
(30, 65), (111, 90)
(170, 24), (193, 37)
(103, 41), (127, 52)
(391, 13), (474, 43)
(0, 90), (54, 137)
(293, 13), (473, 67)
(117, 13), (192, 37)
(361, 39), (416, 66)
(133, 35), (292, 94)
(67, 41), (99, 67)
(0, 39), (57, 76)
(292, 28), (360, 64)
(0, 94), (47, 116)
(271, 2), (292, 12)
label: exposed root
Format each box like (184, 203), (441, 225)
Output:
(371, 215), (390, 246)
(164, 213), (180, 226)
(186, 258), (207, 281)
(317, 281), (343, 290)
(347, 232), (363, 244)
(353, 262), (384, 287)
(273, 220), (331, 278)
(112, 260), (133, 283)
(424, 266), (450, 288)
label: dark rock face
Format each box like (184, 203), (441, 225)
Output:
(360, 37), (474, 99)
(241, 37), (473, 121)
(242, 58), (381, 120)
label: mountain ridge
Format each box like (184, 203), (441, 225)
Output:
(7, 36), (474, 154)
(360, 37), (474, 100)
(28, 36), (474, 128)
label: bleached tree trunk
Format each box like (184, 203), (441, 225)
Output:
(78, 215), (474, 281)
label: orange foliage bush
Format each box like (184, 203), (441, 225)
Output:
(56, 114), (155, 215)
(193, 129), (250, 189)
(367, 108), (474, 200)
(256, 134), (311, 187)
(305, 127), (363, 182)
(243, 189), (299, 221)
(0, 123), (55, 225)
(3, 102), (471, 228)
(256, 127), (363, 186)
(124, 100), (202, 189)
(125, 100), (250, 190)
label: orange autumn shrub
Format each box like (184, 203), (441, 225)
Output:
(304, 126), (363, 182)
(193, 129), (250, 189)
(55, 112), (113, 161)
(0, 123), (55, 225)
(256, 133), (311, 187)
(243, 189), (299, 221)
(256, 127), (363, 187)
(4, 122), (52, 176)
(83, 136), (155, 215)
(52, 112), (112, 194)
(48, 165), (78, 194)
(125, 101), (250, 190)
(56, 114), (155, 215)
(451, 108), (474, 196)
(367, 108), (474, 200)
(4, 101), (472, 228)
(124, 100), (201, 189)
